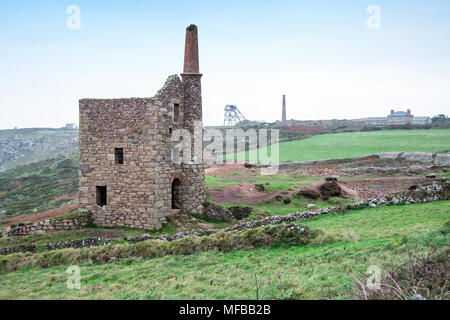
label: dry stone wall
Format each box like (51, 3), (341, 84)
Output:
(1, 214), (91, 238)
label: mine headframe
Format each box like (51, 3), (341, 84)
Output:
(223, 105), (247, 126)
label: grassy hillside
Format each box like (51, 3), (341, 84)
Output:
(0, 156), (78, 218)
(0, 201), (448, 299)
(0, 128), (78, 172)
(236, 129), (450, 163)
(1, 129), (449, 218)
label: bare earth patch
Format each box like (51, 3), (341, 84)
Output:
(205, 163), (256, 176)
(0, 202), (79, 227)
(339, 176), (430, 199)
(209, 183), (291, 204)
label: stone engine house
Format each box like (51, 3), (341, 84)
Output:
(78, 25), (205, 230)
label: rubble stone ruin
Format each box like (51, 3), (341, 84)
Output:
(78, 25), (206, 230)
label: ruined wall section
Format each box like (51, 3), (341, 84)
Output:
(180, 75), (206, 214)
(158, 74), (205, 215)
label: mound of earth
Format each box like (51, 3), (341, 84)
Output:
(228, 206), (253, 220)
(295, 190), (321, 200)
(320, 181), (342, 198)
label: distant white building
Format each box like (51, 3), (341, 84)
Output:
(412, 116), (432, 125)
(65, 123), (78, 129)
(366, 109), (430, 126)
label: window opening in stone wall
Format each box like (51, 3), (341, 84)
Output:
(115, 148), (124, 164)
(171, 178), (182, 209)
(96, 186), (107, 206)
(174, 103), (180, 123)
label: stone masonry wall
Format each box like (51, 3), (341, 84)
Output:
(79, 75), (205, 230)
(1, 215), (91, 238)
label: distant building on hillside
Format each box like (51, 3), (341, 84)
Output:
(366, 109), (431, 126)
(65, 123), (78, 129)
(275, 109), (431, 127)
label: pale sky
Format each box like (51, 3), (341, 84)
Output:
(1, 0), (449, 129)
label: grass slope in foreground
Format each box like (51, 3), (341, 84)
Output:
(235, 129), (450, 163)
(0, 201), (448, 300)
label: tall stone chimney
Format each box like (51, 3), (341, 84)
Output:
(282, 95), (287, 122)
(183, 24), (200, 74)
(407, 109), (411, 116)
(180, 24), (205, 214)
(181, 24), (202, 163)
(390, 109), (395, 115)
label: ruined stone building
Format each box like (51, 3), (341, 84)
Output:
(78, 25), (205, 230)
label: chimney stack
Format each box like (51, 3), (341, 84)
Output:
(407, 109), (411, 116)
(181, 24), (203, 162)
(390, 109), (395, 115)
(282, 95), (287, 122)
(183, 24), (200, 74)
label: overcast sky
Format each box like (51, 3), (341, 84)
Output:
(1, 0), (449, 129)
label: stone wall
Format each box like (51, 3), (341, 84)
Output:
(79, 75), (205, 230)
(1, 214), (91, 238)
(265, 152), (450, 169)
(378, 152), (450, 165)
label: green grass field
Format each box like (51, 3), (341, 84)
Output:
(235, 129), (450, 163)
(1, 201), (448, 300)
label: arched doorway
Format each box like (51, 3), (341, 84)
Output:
(171, 178), (182, 209)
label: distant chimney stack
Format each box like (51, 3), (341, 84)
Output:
(390, 109), (395, 115)
(282, 95), (287, 122)
(407, 109), (411, 116)
(183, 24), (200, 74)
